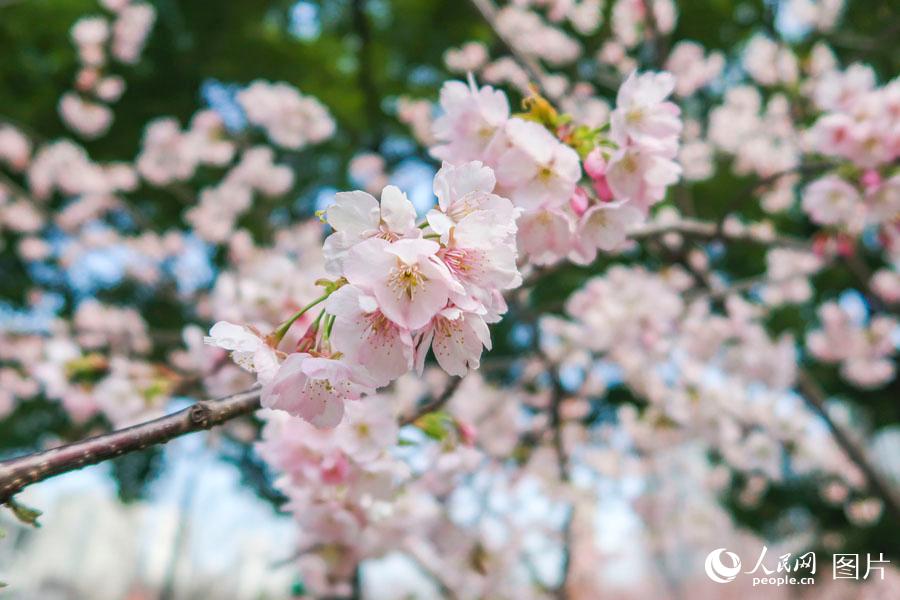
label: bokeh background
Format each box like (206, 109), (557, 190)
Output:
(1, 0), (899, 598)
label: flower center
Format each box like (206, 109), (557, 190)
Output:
(538, 166), (554, 182)
(626, 107), (645, 125)
(365, 311), (393, 335)
(440, 247), (470, 275)
(621, 154), (639, 173)
(388, 262), (427, 300)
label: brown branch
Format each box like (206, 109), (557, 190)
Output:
(399, 376), (462, 426)
(467, 0), (562, 102)
(0, 376), (465, 504)
(0, 388), (262, 504)
(796, 370), (900, 524)
(630, 217), (809, 249)
(641, 0), (668, 69)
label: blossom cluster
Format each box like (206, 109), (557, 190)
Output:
(431, 70), (682, 266)
(237, 80), (336, 150)
(62, 0), (156, 138)
(807, 301), (898, 388)
(206, 161), (522, 427)
(542, 264), (871, 509)
(807, 63), (900, 168)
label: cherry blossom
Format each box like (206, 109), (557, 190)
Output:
(203, 321), (278, 382)
(237, 80), (336, 150)
(326, 284), (415, 388)
(261, 353), (375, 428)
(343, 237), (464, 331)
(496, 118), (582, 210)
(322, 185), (419, 273)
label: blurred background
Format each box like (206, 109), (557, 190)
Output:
(1, 0), (899, 598)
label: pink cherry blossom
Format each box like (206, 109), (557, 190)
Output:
(261, 353), (375, 428)
(606, 146), (681, 212)
(517, 207), (575, 265)
(343, 237), (463, 331)
(610, 70), (682, 151)
(495, 118), (581, 210)
(336, 396), (399, 462)
(416, 307), (492, 377)
(323, 185), (419, 273)
(204, 321), (278, 383)
(326, 285), (414, 388)
(428, 161), (519, 236)
(237, 80), (335, 150)
(802, 175), (863, 230)
(58, 93), (114, 139)
(570, 200), (642, 264)
(431, 77), (510, 165)
(0, 125), (31, 171)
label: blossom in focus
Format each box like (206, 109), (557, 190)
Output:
(204, 321), (278, 383)
(495, 118), (581, 210)
(343, 237), (464, 331)
(326, 285), (415, 388)
(261, 353), (375, 428)
(431, 77), (510, 165)
(322, 185), (419, 273)
(415, 307), (492, 377)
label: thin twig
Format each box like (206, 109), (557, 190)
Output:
(630, 217), (809, 249)
(399, 377), (462, 426)
(0, 388), (262, 504)
(467, 0), (561, 102)
(0, 375), (465, 504)
(796, 370), (900, 524)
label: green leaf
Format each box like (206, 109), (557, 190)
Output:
(414, 411), (454, 442)
(6, 498), (42, 527)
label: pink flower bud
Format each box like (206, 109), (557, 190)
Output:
(320, 453), (351, 485)
(860, 169), (882, 192)
(812, 234), (829, 257)
(76, 68), (99, 92)
(593, 177), (615, 202)
(456, 420), (477, 446)
(836, 234), (855, 257)
(584, 148), (615, 201)
(583, 148), (607, 179)
(569, 186), (589, 216)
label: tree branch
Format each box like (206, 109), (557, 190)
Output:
(629, 217), (809, 249)
(467, 0), (561, 102)
(0, 375), (465, 505)
(796, 370), (900, 524)
(0, 388), (262, 504)
(399, 376), (462, 426)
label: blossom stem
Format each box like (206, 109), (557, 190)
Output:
(324, 313), (336, 340)
(270, 292), (331, 346)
